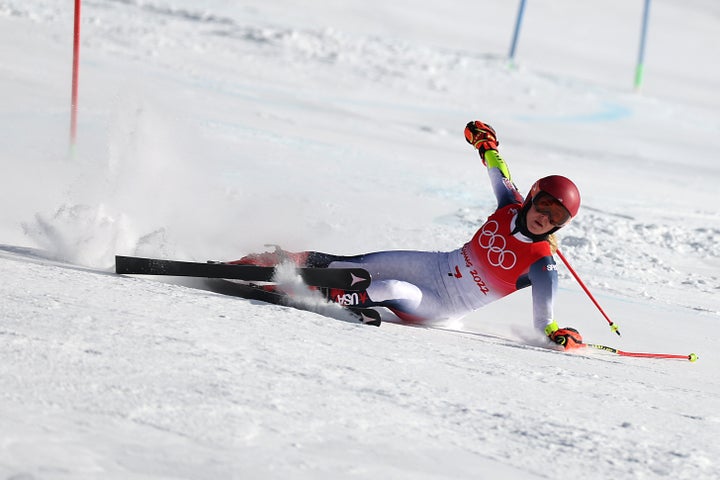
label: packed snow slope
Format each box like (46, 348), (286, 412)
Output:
(1, 0), (719, 479)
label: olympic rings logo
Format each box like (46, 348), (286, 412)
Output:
(477, 220), (517, 270)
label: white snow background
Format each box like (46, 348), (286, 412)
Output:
(1, 0), (719, 478)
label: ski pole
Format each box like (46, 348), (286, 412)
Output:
(556, 249), (621, 336)
(584, 343), (698, 362)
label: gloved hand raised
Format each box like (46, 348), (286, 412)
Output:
(549, 327), (584, 350)
(464, 121), (498, 156)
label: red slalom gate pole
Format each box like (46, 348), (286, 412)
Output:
(556, 249), (621, 336)
(585, 343), (698, 362)
(70, 0), (81, 148)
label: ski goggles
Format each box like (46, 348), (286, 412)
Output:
(532, 192), (571, 226)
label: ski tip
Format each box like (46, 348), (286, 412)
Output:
(688, 353), (699, 362)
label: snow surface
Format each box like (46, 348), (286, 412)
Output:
(1, 0), (719, 478)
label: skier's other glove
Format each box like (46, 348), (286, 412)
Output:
(464, 121), (499, 158)
(549, 327), (584, 350)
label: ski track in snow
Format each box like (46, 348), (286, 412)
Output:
(1, 0), (720, 478)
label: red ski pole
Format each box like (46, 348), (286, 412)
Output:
(556, 249), (621, 336)
(584, 343), (698, 362)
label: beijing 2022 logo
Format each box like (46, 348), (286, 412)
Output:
(477, 220), (517, 270)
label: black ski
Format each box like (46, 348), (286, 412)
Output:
(205, 279), (381, 326)
(115, 255), (371, 291)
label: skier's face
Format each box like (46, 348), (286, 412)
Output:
(525, 193), (571, 235)
(525, 205), (555, 235)
(532, 193), (572, 226)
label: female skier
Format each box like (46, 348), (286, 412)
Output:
(235, 121), (583, 349)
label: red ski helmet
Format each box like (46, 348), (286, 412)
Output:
(524, 175), (581, 221)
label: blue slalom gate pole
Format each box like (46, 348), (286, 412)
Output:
(635, 0), (652, 90)
(508, 0), (528, 65)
